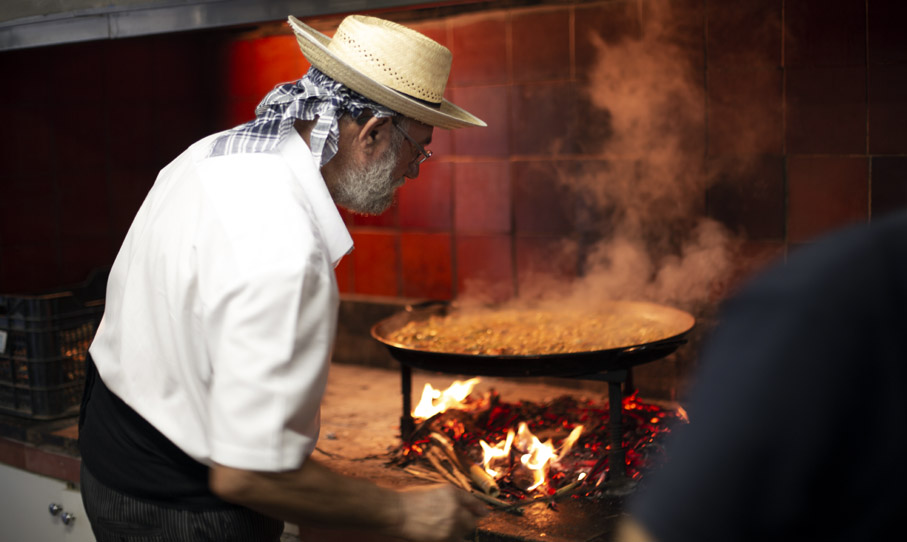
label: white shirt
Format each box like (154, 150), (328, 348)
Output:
(89, 129), (353, 472)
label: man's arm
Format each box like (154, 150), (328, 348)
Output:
(210, 457), (486, 541)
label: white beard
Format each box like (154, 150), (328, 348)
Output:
(331, 130), (405, 215)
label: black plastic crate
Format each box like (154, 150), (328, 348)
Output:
(0, 271), (106, 419)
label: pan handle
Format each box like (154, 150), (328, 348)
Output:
(405, 299), (450, 312)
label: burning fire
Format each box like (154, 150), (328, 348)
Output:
(400, 378), (687, 503)
(417, 379), (585, 493)
(413, 377), (480, 418)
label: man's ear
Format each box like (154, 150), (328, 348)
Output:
(355, 116), (391, 155)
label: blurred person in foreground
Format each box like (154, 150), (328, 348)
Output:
(617, 210), (907, 542)
(78, 14), (487, 542)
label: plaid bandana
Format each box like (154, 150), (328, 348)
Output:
(208, 68), (396, 166)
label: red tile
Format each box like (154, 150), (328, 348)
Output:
(0, 244), (60, 294)
(59, 238), (115, 286)
(57, 103), (107, 170)
(786, 66), (866, 154)
(219, 97), (262, 130)
(449, 13), (509, 87)
(868, 64), (907, 155)
(708, 67), (783, 155)
(868, 0), (907, 65)
(513, 161), (574, 235)
(409, 21), (448, 48)
(576, 1), (644, 78)
(453, 161), (511, 234)
(871, 157), (907, 218)
(511, 81), (578, 155)
(706, 155), (785, 240)
(788, 156), (868, 243)
(225, 35), (306, 100)
(456, 234), (514, 302)
(785, 0), (866, 67)
(400, 232), (453, 299)
(24, 447), (81, 484)
(572, 91), (618, 156)
(350, 231), (399, 297)
(512, 8), (571, 82)
(449, 86), (509, 157)
(334, 253), (353, 293)
(514, 235), (579, 292)
(397, 161), (452, 231)
(59, 172), (111, 240)
(707, 0), (782, 67)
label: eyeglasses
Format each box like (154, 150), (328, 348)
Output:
(393, 121), (432, 166)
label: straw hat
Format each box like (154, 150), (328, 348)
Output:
(288, 14), (485, 129)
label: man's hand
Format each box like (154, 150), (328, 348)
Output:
(396, 484), (488, 541)
(210, 459), (486, 541)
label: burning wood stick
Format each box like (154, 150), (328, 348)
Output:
(422, 444), (521, 515)
(429, 431), (501, 497)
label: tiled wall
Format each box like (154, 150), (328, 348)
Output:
(1, 0), (905, 306)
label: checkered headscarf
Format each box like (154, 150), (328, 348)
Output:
(208, 67), (396, 166)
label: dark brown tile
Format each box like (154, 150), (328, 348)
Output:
(57, 41), (106, 102)
(0, 179), (58, 245)
(108, 103), (158, 169)
(788, 156), (868, 243)
(57, 103), (107, 170)
(104, 37), (157, 102)
(512, 8), (571, 82)
(642, 0), (707, 70)
(223, 36), (305, 100)
(785, 0), (866, 67)
(868, 64), (907, 155)
(456, 234), (515, 302)
(59, 238), (114, 286)
(0, 244), (60, 293)
(512, 161), (574, 235)
(454, 161), (512, 234)
(409, 20), (448, 49)
(707, 0), (782, 67)
(450, 13), (509, 87)
(708, 67), (783, 155)
(576, 1), (644, 79)
(400, 232), (453, 300)
(59, 172), (110, 239)
(786, 66), (867, 154)
(724, 240), (787, 296)
(868, 0), (907, 65)
(154, 102), (209, 167)
(871, 157), (907, 218)
(706, 155), (785, 240)
(514, 235), (579, 292)
(450, 86), (510, 157)
(0, 105), (54, 178)
(350, 231), (399, 297)
(511, 81), (578, 155)
(397, 161), (453, 231)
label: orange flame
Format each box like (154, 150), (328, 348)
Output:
(480, 422), (585, 492)
(412, 378), (481, 419)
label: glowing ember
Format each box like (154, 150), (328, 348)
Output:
(412, 377), (480, 418)
(397, 379), (687, 501)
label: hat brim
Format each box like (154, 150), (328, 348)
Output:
(288, 16), (486, 130)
